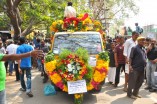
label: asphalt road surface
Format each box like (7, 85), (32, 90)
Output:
(6, 69), (157, 104)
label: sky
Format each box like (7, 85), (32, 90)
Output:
(125, 0), (157, 29)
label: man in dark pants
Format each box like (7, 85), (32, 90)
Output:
(127, 37), (146, 99)
(114, 36), (125, 87)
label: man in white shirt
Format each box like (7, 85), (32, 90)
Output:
(6, 41), (17, 75)
(64, 2), (76, 18)
(123, 31), (139, 91)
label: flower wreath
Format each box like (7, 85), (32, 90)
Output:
(45, 48), (109, 104)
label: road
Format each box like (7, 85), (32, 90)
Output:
(6, 69), (157, 104)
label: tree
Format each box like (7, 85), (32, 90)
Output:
(0, 0), (92, 40)
(89, 0), (139, 22)
(0, 0), (68, 40)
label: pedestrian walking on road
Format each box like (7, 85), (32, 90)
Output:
(123, 31), (139, 92)
(0, 37), (43, 104)
(127, 36), (146, 99)
(145, 39), (157, 92)
(114, 36), (126, 87)
(6, 41), (16, 76)
(16, 37), (34, 97)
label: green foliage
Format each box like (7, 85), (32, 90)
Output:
(45, 51), (55, 62)
(84, 65), (93, 83)
(75, 48), (89, 63)
(59, 49), (72, 60)
(98, 51), (109, 61)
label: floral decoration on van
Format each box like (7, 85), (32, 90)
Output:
(45, 48), (109, 104)
(50, 13), (103, 33)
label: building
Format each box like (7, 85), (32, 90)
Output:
(143, 24), (157, 39)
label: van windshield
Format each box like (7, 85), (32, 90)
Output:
(53, 33), (102, 55)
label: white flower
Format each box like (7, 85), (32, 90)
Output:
(67, 64), (72, 72)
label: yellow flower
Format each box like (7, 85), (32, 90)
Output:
(45, 60), (57, 72)
(78, 14), (84, 19)
(74, 94), (83, 99)
(63, 85), (68, 92)
(93, 70), (105, 82)
(83, 18), (92, 25)
(87, 83), (94, 91)
(52, 21), (57, 26)
(58, 20), (63, 24)
(50, 73), (62, 84)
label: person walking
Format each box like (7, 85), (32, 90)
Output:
(13, 41), (20, 81)
(127, 37), (146, 99)
(108, 42), (116, 84)
(6, 41), (16, 76)
(16, 37), (34, 97)
(123, 31), (139, 91)
(114, 36), (126, 87)
(145, 39), (157, 92)
(0, 37), (43, 104)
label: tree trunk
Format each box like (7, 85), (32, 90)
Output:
(6, 0), (23, 41)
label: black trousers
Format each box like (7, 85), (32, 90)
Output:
(115, 64), (125, 85)
(41, 63), (48, 80)
(5, 61), (8, 73)
(15, 64), (20, 81)
(127, 70), (144, 96)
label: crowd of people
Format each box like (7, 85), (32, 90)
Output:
(106, 31), (157, 99)
(0, 33), (51, 104)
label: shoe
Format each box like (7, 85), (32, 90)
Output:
(43, 78), (48, 83)
(26, 91), (33, 97)
(149, 89), (157, 92)
(114, 84), (118, 87)
(41, 72), (44, 76)
(128, 95), (137, 99)
(9, 73), (12, 76)
(123, 87), (127, 92)
(108, 82), (113, 84)
(145, 86), (152, 90)
(19, 88), (26, 92)
(135, 95), (142, 98)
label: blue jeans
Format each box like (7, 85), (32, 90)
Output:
(8, 61), (14, 74)
(37, 59), (41, 71)
(146, 61), (157, 89)
(20, 67), (32, 93)
(0, 90), (6, 104)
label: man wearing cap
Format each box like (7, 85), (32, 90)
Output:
(127, 36), (146, 99)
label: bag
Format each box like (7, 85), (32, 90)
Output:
(140, 28), (143, 34)
(44, 84), (56, 96)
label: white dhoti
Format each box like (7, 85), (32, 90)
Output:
(108, 67), (116, 83)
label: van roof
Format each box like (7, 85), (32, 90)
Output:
(55, 31), (100, 35)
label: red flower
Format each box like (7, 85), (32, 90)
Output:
(56, 81), (64, 89)
(67, 54), (73, 59)
(91, 80), (99, 90)
(97, 67), (108, 74)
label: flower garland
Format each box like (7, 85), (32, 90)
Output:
(45, 49), (109, 104)
(49, 13), (104, 33)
